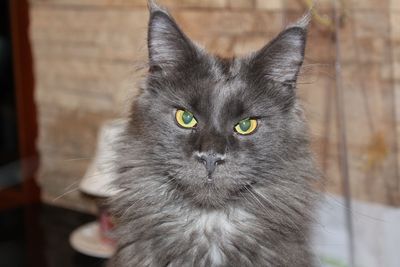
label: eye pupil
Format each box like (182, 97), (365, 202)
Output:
(175, 109), (197, 128)
(239, 119), (251, 132)
(182, 111), (193, 124)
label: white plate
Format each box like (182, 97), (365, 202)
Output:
(69, 221), (116, 258)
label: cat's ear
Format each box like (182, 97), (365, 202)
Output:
(250, 14), (310, 85)
(147, 2), (199, 72)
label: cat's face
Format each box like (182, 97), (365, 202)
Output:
(128, 6), (309, 208)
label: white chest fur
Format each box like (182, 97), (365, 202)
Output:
(194, 211), (233, 265)
(183, 209), (249, 265)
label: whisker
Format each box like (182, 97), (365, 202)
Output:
(62, 157), (93, 162)
(52, 186), (80, 202)
(323, 192), (385, 222)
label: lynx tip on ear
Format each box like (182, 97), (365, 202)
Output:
(288, 11), (312, 30)
(148, 0), (165, 14)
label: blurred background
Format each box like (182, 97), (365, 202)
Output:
(1, 0), (399, 266)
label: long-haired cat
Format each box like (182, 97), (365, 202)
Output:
(109, 2), (319, 266)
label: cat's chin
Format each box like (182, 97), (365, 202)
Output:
(189, 190), (229, 208)
(171, 170), (245, 208)
(181, 178), (241, 209)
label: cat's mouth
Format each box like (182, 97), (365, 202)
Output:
(167, 168), (258, 207)
(206, 174), (213, 183)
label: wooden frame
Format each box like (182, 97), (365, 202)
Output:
(0, 0), (40, 209)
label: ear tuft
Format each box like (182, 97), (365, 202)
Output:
(148, 0), (166, 15)
(250, 16), (309, 85)
(289, 11), (312, 30)
(147, 3), (199, 72)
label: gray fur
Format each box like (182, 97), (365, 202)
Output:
(108, 4), (319, 267)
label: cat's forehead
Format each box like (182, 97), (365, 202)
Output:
(211, 63), (247, 116)
(212, 56), (242, 79)
(193, 57), (250, 128)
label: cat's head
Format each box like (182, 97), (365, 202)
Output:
(126, 4), (311, 208)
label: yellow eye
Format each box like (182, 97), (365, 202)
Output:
(175, 109), (197, 128)
(234, 118), (258, 135)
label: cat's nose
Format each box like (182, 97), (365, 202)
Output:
(195, 152), (225, 176)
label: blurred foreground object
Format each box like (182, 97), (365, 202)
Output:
(70, 119), (127, 258)
(312, 194), (400, 267)
(79, 119), (125, 198)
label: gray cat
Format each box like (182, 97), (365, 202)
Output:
(108, 2), (319, 266)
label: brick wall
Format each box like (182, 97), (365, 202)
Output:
(30, 0), (400, 211)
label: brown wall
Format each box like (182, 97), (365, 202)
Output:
(30, 0), (400, 212)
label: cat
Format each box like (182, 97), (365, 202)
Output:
(108, 2), (319, 266)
